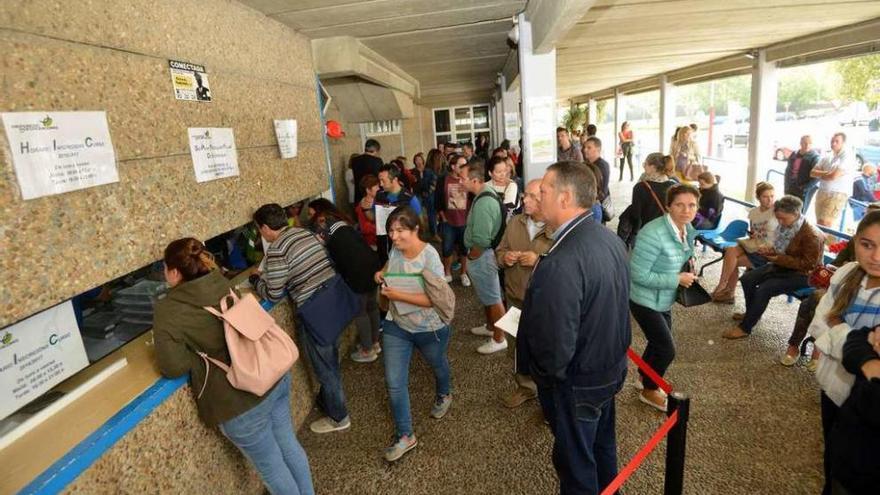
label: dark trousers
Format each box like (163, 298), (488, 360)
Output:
(788, 290), (822, 347)
(740, 264), (809, 333)
(821, 392), (840, 495)
(619, 148), (633, 181)
(537, 380), (620, 495)
(629, 301), (674, 391)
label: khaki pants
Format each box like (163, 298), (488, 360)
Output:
(506, 297), (537, 393)
(815, 190), (847, 226)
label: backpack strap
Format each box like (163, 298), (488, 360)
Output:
(195, 351), (232, 399)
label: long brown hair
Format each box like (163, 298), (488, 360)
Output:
(164, 238), (217, 282)
(828, 210), (880, 322)
(425, 148), (443, 173)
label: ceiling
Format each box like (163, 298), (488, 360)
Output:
(239, 0), (526, 106)
(241, 0), (880, 107)
(557, 0), (880, 100)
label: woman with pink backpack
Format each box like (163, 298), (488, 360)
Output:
(153, 238), (314, 495)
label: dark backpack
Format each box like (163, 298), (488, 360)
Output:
(474, 190), (506, 249)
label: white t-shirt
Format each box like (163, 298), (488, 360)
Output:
(815, 150), (854, 195)
(748, 206), (778, 246)
(385, 244), (446, 333)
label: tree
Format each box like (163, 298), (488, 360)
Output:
(561, 106), (586, 132)
(834, 53), (880, 109)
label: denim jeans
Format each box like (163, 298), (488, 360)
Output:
(297, 323), (349, 422)
(740, 264), (809, 333)
(353, 290), (381, 350)
(382, 319), (451, 437)
(219, 373), (315, 495)
(538, 379), (621, 495)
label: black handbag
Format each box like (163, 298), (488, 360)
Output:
(676, 259), (711, 307)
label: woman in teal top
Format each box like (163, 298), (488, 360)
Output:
(629, 183), (701, 412)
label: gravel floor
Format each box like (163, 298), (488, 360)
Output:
(298, 179), (824, 494)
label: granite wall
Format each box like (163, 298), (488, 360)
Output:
(0, 0), (328, 328)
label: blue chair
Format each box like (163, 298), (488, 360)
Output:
(696, 220), (749, 276)
(850, 197), (868, 222)
(695, 211), (727, 253)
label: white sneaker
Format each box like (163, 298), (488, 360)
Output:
(477, 338), (508, 355)
(444, 274), (453, 283)
(470, 325), (493, 337)
(460, 273), (472, 287)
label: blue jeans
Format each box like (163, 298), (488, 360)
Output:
(382, 320), (451, 437)
(739, 264), (809, 333)
(219, 373), (315, 495)
(298, 324), (349, 422)
(538, 379), (621, 495)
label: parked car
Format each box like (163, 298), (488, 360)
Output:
(856, 129), (880, 166)
(838, 102), (872, 127)
(724, 123), (749, 148)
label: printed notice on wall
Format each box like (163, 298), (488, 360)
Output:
(188, 128), (239, 183)
(1, 111), (119, 201)
(274, 119), (298, 159)
(169, 60), (212, 102)
(0, 301), (89, 420)
(527, 97), (555, 164)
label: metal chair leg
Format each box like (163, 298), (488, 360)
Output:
(698, 255), (724, 277)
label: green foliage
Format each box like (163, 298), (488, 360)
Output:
(561, 106), (586, 132)
(676, 75), (751, 117)
(777, 66), (837, 113)
(834, 54), (880, 109)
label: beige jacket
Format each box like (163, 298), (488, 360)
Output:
(496, 214), (554, 304)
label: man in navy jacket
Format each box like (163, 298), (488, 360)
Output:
(517, 161), (631, 495)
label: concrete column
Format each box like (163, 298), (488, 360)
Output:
(499, 74), (520, 145)
(518, 12), (557, 182)
(587, 98), (597, 127)
(746, 49), (777, 199)
(613, 89), (621, 163)
(659, 75), (675, 155)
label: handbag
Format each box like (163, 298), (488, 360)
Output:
(676, 259), (711, 307)
(199, 289), (298, 399)
(808, 264), (837, 289)
(297, 274), (361, 346)
(601, 195), (616, 221)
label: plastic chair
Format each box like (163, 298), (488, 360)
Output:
(850, 197), (868, 222)
(696, 220), (749, 276)
(695, 211), (727, 253)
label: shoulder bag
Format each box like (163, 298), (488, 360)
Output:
(676, 259), (712, 307)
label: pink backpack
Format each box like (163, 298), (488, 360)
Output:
(197, 289), (298, 399)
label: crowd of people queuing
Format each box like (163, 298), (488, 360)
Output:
(149, 124), (880, 495)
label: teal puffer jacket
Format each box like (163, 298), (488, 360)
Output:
(629, 215), (697, 312)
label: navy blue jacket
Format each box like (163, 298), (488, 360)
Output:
(516, 211), (631, 388)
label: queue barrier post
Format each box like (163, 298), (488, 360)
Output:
(663, 393), (690, 495)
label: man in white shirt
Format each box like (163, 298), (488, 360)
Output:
(811, 132), (853, 229)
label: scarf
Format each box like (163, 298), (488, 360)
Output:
(773, 216), (805, 253)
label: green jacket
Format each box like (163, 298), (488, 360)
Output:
(629, 215), (697, 312)
(153, 270), (271, 427)
(464, 184), (502, 249)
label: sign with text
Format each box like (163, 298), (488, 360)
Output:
(1, 111), (119, 200)
(169, 60), (212, 102)
(0, 301), (89, 420)
(188, 127), (240, 183)
(274, 119), (298, 158)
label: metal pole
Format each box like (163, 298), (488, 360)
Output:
(664, 392), (690, 495)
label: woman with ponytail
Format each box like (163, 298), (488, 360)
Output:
(808, 210), (880, 495)
(154, 238), (314, 495)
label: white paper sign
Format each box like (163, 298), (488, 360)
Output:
(1, 111), (119, 200)
(274, 119), (298, 159)
(527, 97), (556, 163)
(188, 128), (239, 183)
(0, 301), (89, 420)
(374, 205), (396, 236)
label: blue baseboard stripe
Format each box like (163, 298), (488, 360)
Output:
(18, 299), (278, 494)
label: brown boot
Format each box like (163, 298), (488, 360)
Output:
(501, 386), (537, 408)
(722, 326), (749, 339)
(711, 289), (735, 304)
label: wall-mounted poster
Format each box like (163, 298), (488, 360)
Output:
(274, 119), (298, 159)
(0, 301), (89, 421)
(1, 111), (119, 200)
(188, 128), (239, 183)
(169, 60), (212, 102)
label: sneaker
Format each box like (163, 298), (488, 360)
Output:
(309, 415), (351, 434)
(372, 342), (382, 355)
(639, 390), (668, 412)
(477, 338), (508, 355)
(384, 434), (418, 462)
(780, 353), (798, 367)
(431, 394), (453, 419)
(444, 274), (453, 283)
(633, 379), (667, 397)
(470, 324), (493, 337)
(350, 347), (378, 363)
(460, 273), (472, 287)
(451, 261), (462, 272)
(806, 359), (819, 373)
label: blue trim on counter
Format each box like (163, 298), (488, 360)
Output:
(19, 299), (278, 495)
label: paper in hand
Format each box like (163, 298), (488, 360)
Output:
(495, 307), (522, 338)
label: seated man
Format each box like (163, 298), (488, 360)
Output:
(723, 195), (825, 340)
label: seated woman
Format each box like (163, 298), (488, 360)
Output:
(722, 195), (824, 340)
(153, 238), (314, 495)
(375, 207), (454, 462)
(807, 211), (880, 493)
(711, 182), (778, 303)
(307, 198), (383, 364)
(692, 172), (723, 230)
